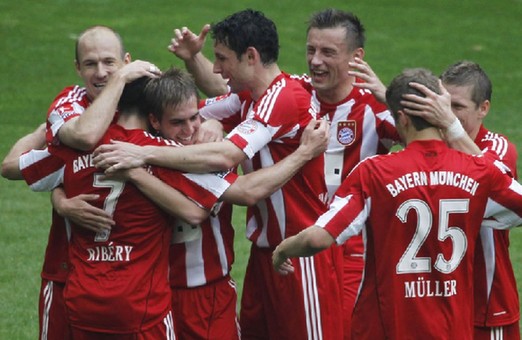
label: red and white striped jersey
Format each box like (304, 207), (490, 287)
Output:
(54, 124), (236, 333)
(46, 85), (91, 147)
(168, 202), (235, 288)
(473, 124), (520, 327)
(316, 140), (522, 339)
(294, 74), (401, 257)
(19, 148), (69, 283)
(202, 72), (328, 248)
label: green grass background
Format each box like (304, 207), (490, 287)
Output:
(1, 0), (522, 338)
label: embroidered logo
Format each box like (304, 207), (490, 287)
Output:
(237, 119), (258, 135)
(337, 121), (356, 146)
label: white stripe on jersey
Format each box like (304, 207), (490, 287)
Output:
(19, 149), (64, 192)
(185, 231), (206, 287)
(483, 132), (509, 160)
(182, 172), (232, 199)
(299, 256), (323, 340)
(490, 326), (504, 340)
(54, 85), (86, 108)
(40, 281), (53, 340)
(163, 311), (176, 340)
(210, 215), (231, 277)
(256, 78), (285, 123)
(479, 226), (496, 299)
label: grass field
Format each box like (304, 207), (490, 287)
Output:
(1, 0), (522, 338)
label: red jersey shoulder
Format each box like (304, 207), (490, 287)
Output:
(253, 73), (313, 124)
(48, 85), (89, 113)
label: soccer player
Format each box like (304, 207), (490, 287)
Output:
(93, 9), (344, 340)
(133, 67), (327, 339)
(167, 9), (401, 337)
(1, 25), (157, 340)
(273, 68), (522, 339)
(399, 61), (520, 339)
(55, 76), (241, 338)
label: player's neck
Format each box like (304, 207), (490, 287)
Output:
(317, 81), (354, 104)
(250, 64), (281, 101)
(117, 113), (148, 131)
(407, 127), (443, 144)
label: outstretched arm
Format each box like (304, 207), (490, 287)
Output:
(57, 60), (161, 150)
(401, 81), (481, 155)
(168, 24), (228, 96)
(223, 119), (329, 205)
(93, 138), (246, 174)
(272, 226), (335, 275)
(1, 123), (46, 180)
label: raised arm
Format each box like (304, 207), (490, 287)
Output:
(57, 60), (161, 150)
(168, 24), (228, 96)
(222, 119), (329, 205)
(1, 123), (46, 180)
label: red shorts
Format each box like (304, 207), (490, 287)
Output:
(342, 250), (364, 340)
(240, 244), (344, 340)
(39, 279), (70, 340)
(69, 311), (175, 340)
(171, 275), (239, 339)
(474, 322), (520, 340)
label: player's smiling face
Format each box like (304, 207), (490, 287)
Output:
(150, 95), (201, 146)
(75, 31), (129, 101)
(212, 42), (249, 93)
(306, 27), (354, 101)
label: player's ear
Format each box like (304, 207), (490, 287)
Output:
(478, 99), (490, 119)
(352, 47), (365, 60)
(148, 113), (161, 132)
(245, 47), (258, 64)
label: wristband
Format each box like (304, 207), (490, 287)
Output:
(445, 119), (466, 141)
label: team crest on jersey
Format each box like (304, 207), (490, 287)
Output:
(237, 119), (258, 135)
(337, 121), (356, 146)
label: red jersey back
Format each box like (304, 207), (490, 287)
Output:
(316, 140), (522, 339)
(58, 125), (230, 333)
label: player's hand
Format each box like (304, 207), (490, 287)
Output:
(349, 57), (387, 103)
(168, 24), (210, 61)
(113, 60), (161, 84)
(93, 140), (147, 174)
(297, 119), (329, 160)
(194, 119), (224, 144)
(401, 80), (456, 130)
(56, 194), (115, 233)
(272, 251), (295, 275)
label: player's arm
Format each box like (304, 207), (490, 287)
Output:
(51, 187), (115, 233)
(272, 226), (335, 275)
(57, 60), (160, 151)
(401, 81), (482, 155)
(94, 139), (246, 174)
(168, 24), (228, 97)
(223, 119), (328, 205)
(1, 123), (46, 180)
(120, 167), (210, 225)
